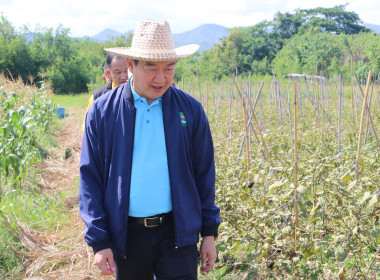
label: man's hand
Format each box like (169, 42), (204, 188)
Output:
(94, 248), (116, 275)
(200, 236), (217, 273)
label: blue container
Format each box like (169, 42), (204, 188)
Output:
(56, 107), (65, 118)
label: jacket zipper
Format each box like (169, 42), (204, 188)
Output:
(162, 95), (178, 249)
(124, 98), (136, 259)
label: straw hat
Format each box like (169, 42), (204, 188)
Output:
(104, 19), (199, 62)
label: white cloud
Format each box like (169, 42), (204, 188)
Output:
(0, 0), (379, 37)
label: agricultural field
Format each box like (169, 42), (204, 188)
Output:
(185, 72), (379, 279)
(0, 72), (379, 279)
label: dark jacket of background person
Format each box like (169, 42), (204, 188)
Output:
(79, 82), (221, 258)
(93, 81), (113, 101)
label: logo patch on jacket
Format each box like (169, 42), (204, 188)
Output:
(179, 112), (187, 126)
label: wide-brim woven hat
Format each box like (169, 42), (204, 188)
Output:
(104, 19), (199, 62)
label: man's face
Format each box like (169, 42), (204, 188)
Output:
(127, 59), (175, 104)
(107, 57), (129, 87)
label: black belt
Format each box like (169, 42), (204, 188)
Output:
(128, 212), (173, 227)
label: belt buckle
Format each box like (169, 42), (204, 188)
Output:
(144, 217), (162, 227)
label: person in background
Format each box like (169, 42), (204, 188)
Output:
(82, 54), (129, 130)
(80, 19), (220, 279)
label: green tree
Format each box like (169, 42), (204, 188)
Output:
(29, 25), (91, 93)
(272, 29), (345, 77)
(0, 16), (37, 82)
(175, 52), (201, 81)
(272, 11), (304, 40)
(298, 5), (370, 35)
(77, 39), (107, 89)
(103, 33), (133, 48)
(345, 32), (380, 78)
(186, 4), (372, 80)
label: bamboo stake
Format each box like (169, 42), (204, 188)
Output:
(320, 76), (324, 141)
(287, 80), (294, 157)
(229, 84), (232, 137)
(243, 97), (251, 181)
(231, 78), (278, 179)
(235, 82), (264, 158)
(216, 96), (221, 125)
(325, 79), (330, 121)
(364, 83), (374, 145)
(274, 78), (281, 127)
(298, 79), (302, 119)
(206, 78), (209, 117)
(233, 78), (275, 174)
(351, 57), (355, 122)
(355, 70), (372, 180)
(355, 74), (380, 150)
(232, 74), (251, 178)
(246, 99), (279, 179)
(196, 68), (201, 102)
(313, 77), (318, 129)
(293, 83), (299, 245)
(338, 76), (342, 156)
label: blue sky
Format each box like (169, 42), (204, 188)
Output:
(1, 0), (379, 37)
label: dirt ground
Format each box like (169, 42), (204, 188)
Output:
(36, 106), (83, 194)
(21, 106), (109, 279)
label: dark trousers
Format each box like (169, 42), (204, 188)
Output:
(114, 218), (198, 280)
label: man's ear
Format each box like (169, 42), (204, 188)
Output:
(105, 69), (111, 80)
(126, 58), (134, 73)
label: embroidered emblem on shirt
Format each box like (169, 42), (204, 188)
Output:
(179, 112), (187, 126)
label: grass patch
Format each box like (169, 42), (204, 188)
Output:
(0, 188), (71, 278)
(0, 113), (70, 278)
(51, 92), (92, 107)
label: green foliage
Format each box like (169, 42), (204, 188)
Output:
(0, 77), (67, 278)
(192, 75), (379, 278)
(103, 33), (133, 48)
(0, 16), (37, 83)
(272, 29), (345, 76)
(51, 92), (92, 107)
(272, 30), (380, 79)
(0, 15), (134, 94)
(174, 52), (201, 81)
(346, 32), (380, 79)
(181, 5), (375, 80)
(297, 5), (370, 35)
(1, 6), (376, 93)
(29, 25), (92, 94)
(0, 83), (55, 189)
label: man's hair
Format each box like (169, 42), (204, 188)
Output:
(103, 61), (109, 72)
(106, 54), (125, 69)
(106, 54), (116, 69)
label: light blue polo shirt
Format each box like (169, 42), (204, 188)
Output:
(128, 77), (172, 217)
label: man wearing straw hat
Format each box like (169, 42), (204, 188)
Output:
(80, 19), (220, 279)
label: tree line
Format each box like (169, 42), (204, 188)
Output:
(0, 16), (132, 94)
(176, 4), (379, 81)
(0, 4), (379, 94)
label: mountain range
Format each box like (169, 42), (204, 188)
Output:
(83, 24), (230, 52)
(25, 23), (380, 52)
(363, 23), (380, 33)
(84, 22), (380, 53)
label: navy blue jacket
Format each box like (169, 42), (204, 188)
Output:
(79, 82), (220, 257)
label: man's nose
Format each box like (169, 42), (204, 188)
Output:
(153, 70), (165, 83)
(121, 72), (128, 80)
